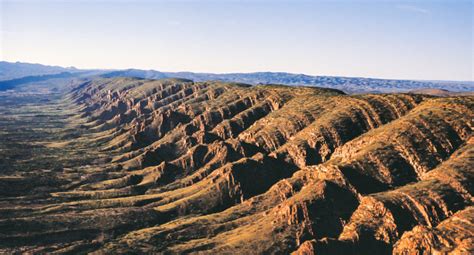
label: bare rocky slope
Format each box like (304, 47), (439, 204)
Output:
(0, 77), (472, 254)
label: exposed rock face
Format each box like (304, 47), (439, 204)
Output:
(393, 206), (474, 254)
(0, 77), (472, 254)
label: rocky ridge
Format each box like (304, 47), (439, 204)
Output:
(0, 77), (472, 254)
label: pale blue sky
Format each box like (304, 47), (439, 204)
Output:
(1, 0), (473, 80)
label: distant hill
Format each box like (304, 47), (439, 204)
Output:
(1, 61), (473, 93)
(408, 88), (474, 97)
(0, 61), (79, 81)
(100, 70), (474, 93)
(0, 62), (105, 93)
(100, 69), (167, 79)
(162, 72), (474, 93)
(0, 72), (77, 91)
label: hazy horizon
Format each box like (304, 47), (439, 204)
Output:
(1, 0), (473, 81)
(4, 59), (474, 83)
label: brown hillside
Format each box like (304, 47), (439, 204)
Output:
(0, 78), (472, 254)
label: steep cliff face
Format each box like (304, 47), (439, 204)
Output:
(1, 77), (472, 254)
(329, 97), (472, 194)
(292, 142), (473, 255)
(271, 94), (423, 168)
(393, 206), (474, 254)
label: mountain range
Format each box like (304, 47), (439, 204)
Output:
(0, 76), (472, 254)
(1, 61), (473, 94)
